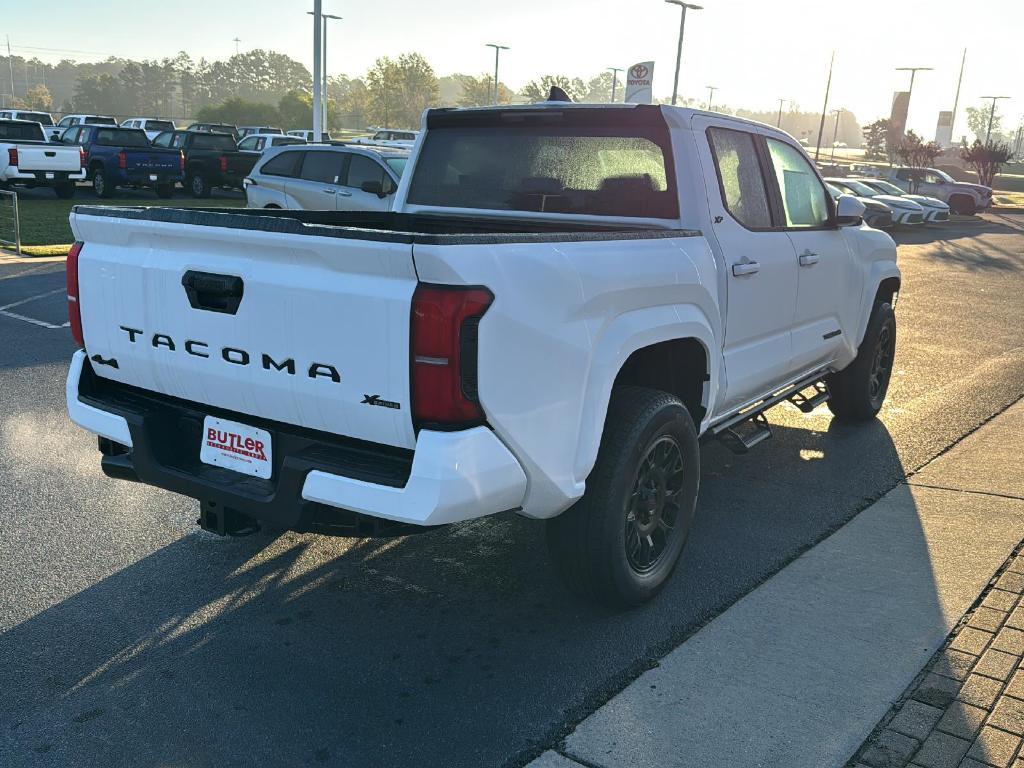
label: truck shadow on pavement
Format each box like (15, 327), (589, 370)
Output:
(0, 407), (955, 768)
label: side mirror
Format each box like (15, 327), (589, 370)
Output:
(835, 194), (865, 226)
(361, 179), (387, 198)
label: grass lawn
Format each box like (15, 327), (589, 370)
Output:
(8, 188), (245, 246)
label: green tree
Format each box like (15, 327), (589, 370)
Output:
(961, 139), (1013, 187)
(195, 97), (279, 126)
(365, 53), (439, 128)
(520, 75), (587, 103)
(583, 72), (614, 103)
(277, 90), (312, 129)
(23, 84), (52, 111)
(895, 131), (943, 192)
(966, 104), (1002, 142)
(862, 119), (889, 161)
(455, 74), (512, 106)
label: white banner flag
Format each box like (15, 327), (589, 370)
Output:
(624, 62), (655, 104)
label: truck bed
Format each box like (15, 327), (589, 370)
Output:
(71, 205), (700, 244)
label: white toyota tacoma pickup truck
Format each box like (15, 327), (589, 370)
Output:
(66, 101), (899, 606)
(0, 119), (85, 198)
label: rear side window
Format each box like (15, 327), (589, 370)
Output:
(765, 138), (830, 228)
(190, 133), (237, 151)
(260, 150), (303, 177)
(407, 124), (677, 218)
(299, 151), (346, 184)
(0, 122), (44, 141)
(706, 127), (772, 229)
(94, 128), (150, 147)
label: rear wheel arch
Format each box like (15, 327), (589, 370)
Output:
(612, 338), (709, 427)
(874, 276), (901, 307)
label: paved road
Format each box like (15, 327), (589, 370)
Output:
(2, 215), (1024, 768)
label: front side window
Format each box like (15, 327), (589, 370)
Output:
(152, 132), (172, 148)
(706, 127), (772, 229)
(299, 151), (346, 184)
(238, 137), (257, 151)
(172, 134), (186, 149)
(408, 122), (677, 218)
(346, 155), (385, 189)
(766, 138), (830, 228)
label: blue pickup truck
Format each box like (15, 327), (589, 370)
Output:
(60, 125), (184, 198)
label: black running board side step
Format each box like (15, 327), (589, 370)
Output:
(788, 381), (830, 413)
(710, 371), (829, 455)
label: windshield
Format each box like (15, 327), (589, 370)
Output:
(95, 128), (151, 147)
(19, 112), (53, 126)
(838, 179), (878, 197)
(385, 157), (408, 176)
(407, 121), (678, 218)
(869, 180), (905, 195)
(0, 122), (44, 141)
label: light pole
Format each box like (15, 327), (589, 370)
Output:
(311, 0), (322, 141)
(894, 65), (932, 137)
(705, 85), (717, 111)
(950, 49), (966, 143)
(813, 51), (835, 163)
(830, 108), (843, 161)
(980, 96), (1010, 144)
(308, 11), (341, 134)
(776, 98), (788, 128)
(665, 1), (702, 106)
(608, 67), (624, 103)
(486, 43), (509, 105)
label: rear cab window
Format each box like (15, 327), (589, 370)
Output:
(190, 134), (237, 151)
(406, 108), (679, 219)
(94, 128), (151, 147)
(0, 122), (45, 141)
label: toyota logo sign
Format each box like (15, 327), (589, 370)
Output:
(630, 64), (649, 79)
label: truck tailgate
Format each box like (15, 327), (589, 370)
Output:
(126, 149), (179, 173)
(71, 210), (418, 450)
(14, 143), (80, 172)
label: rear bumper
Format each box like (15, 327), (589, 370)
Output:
(66, 351), (527, 531)
(118, 170), (183, 187)
(5, 169), (85, 183)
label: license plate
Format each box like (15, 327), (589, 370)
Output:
(149, 174), (158, 181)
(200, 416), (272, 479)
(45, 172), (54, 179)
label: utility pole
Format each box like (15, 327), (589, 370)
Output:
(6, 37), (15, 104)
(705, 85), (717, 111)
(311, 0), (322, 141)
(665, 1), (702, 106)
(950, 49), (966, 141)
(232, 37), (241, 56)
(486, 44), (509, 105)
(980, 96), (1010, 144)
(830, 108), (843, 161)
(309, 12), (341, 134)
(814, 51), (835, 163)
(776, 98), (787, 128)
(608, 67), (624, 103)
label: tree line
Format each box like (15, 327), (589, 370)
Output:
(1, 48), (862, 138)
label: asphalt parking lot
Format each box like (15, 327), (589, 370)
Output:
(2, 214), (1024, 768)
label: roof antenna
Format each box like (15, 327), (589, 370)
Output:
(547, 86), (573, 103)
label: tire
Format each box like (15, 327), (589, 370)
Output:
(92, 169), (113, 199)
(948, 194), (976, 216)
(827, 301), (896, 421)
(546, 386), (700, 608)
(189, 174), (211, 199)
(53, 182), (75, 199)
(155, 183), (174, 199)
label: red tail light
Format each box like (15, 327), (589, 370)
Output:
(7, 147), (17, 167)
(410, 285), (493, 427)
(67, 241), (84, 347)
(78, 146), (85, 170)
(117, 150), (126, 169)
(219, 155), (228, 172)
(178, 150), (185, 173)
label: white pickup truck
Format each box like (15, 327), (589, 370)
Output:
(66, 101), (899, 606)
(0, 119), (85, 197)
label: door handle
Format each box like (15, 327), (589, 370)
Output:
(334, 190), (352, 197)
(732, 261), (760, 277)
(799, 250), (820, 267)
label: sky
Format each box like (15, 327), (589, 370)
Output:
(5, 0), (1023, 138)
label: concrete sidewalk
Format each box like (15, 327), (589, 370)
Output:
(528, 400), (1024, 768)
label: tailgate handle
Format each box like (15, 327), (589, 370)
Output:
(45, 151), (56, 157)
(181, 271), (244, 315)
